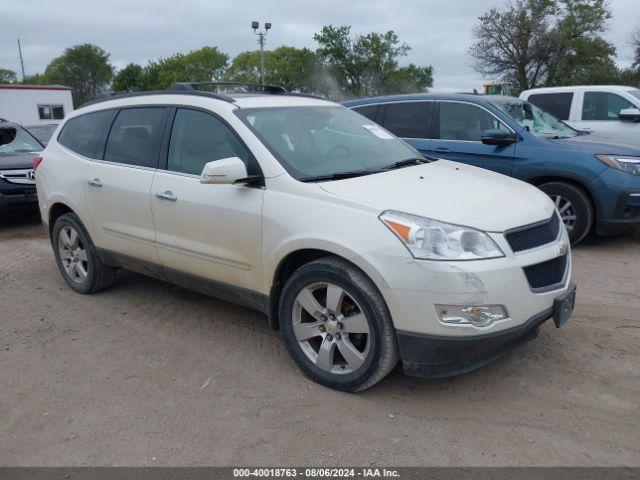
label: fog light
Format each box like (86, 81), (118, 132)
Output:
(436, 304), (508, 328)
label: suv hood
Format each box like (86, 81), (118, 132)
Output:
(550, 134), (640, 155)
(0, 151), (41, 170)
(318, 160), (554, 232)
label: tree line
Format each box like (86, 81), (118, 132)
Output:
(0, 25), (433, 106)
(469, 0), (640, 93)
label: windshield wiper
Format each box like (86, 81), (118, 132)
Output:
(299, 170), (376, 182)
(381, 157), (428, 171)
(299, 157), (429, 182)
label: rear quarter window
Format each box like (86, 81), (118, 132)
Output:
(527, 93), (573, 120)
(104, 107), (167, 168)
(57, 110), (114, 158)
(352, 104), (380, 121)
(381, 102), (432, 138)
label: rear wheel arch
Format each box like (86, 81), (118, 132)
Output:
(48, 203), (74, 237)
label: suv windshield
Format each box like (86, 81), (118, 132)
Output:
(0, 125), (43, 154)
(490, 98), (577, 138)
(235, 106), (423, 181)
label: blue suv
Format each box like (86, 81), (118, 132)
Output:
(343, 94), (640, 243)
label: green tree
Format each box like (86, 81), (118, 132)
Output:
(469, 0), (557, 92)
(144, 46), (228, 90)
(381, 64), (434, 95)
(469, 0), (617, 92)
(44, 44), (114, 106)
(112, 63), (146, 91)
(21, 73), (47, 85)
(0, 68), (17, 83)
(545, 0), (617, 86)
(226, 46), (320, 92)
(314, 25), (432, 98)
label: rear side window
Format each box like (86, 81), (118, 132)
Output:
(167, 108), (250, 176)
(381, 102), (432, 138)
(57, 110), (113, 158)
(527, 93), (573, 120)
(104, 107), (167, 168)
(352, 104), (380, 121)
(582, 92), (635, 120)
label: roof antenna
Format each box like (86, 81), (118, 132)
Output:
(473, 88), (479, 95)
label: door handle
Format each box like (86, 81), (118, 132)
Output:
(433, 147), (450, 153)
(155, 191), (177, 202)
(87, 178), (102, 187)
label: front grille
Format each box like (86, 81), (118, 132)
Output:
(523, 254), (568, 291)
(505, 214), (561, 253)
(0, 169), (36, 185)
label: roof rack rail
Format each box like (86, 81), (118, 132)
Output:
(169, 81), (289, 94)
(80, 88), (236, 108)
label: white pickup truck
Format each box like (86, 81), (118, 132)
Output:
(520, 85), (640, 145)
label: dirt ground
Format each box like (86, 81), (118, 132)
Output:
(0, 215), (638, 467)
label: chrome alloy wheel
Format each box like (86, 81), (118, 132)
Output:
(58, 225), (88, 283)
(292, 282), (371, 375)
(552, 194), (577, 232)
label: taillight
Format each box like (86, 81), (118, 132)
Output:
(33, 156), (43, 171)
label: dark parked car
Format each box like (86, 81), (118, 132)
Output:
(343, 94), (640, 243)
(0, 119), (43, 217)
(24, 124), (58, 146)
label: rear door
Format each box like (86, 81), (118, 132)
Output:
(85, 106), (168, 263)
(429, 101), (515, 176)
(377, 101), (433, 155)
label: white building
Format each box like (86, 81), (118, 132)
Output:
(0, 85), (74, 126)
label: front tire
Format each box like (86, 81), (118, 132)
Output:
(52, 213), (117, 293)
(538, 182), (593, 244)
(279, 257), (398, 392)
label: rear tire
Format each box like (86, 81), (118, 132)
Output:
(52, 213), (117, 294)
(538, 182), (593, 244)
(279, 257), (398, 392)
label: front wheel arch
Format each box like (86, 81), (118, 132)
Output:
(269, 249), (380, 331)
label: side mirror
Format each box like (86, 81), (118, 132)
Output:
(200, 157), (249, 185)
(0, 127), (17, 146)
(619, 108), (640, 123)
(481, 129), (517, 146)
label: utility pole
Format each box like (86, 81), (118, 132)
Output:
(251, 21), (271, 84)
(17, 39), (26, 81)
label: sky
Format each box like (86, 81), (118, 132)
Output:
(1, 0), (639, 92)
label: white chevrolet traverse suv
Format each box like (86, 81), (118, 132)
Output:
(35, 83), (576, 391)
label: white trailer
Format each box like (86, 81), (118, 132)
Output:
(0, 85), (74, 126)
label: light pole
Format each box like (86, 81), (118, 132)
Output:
(252, 21), (271, 84)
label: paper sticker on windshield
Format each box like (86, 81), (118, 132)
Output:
(362, 124), (394, 140)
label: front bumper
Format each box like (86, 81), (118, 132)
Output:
(590, 168), (640, 235)
(396, 283), (575, 377)
(357, 223), (574, 375)
(0, 184), (39, 213)
(596, 191), (640, 235)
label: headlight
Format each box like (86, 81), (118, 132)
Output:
(596, 155), (640, 175)
(379, 210), (504, 260)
